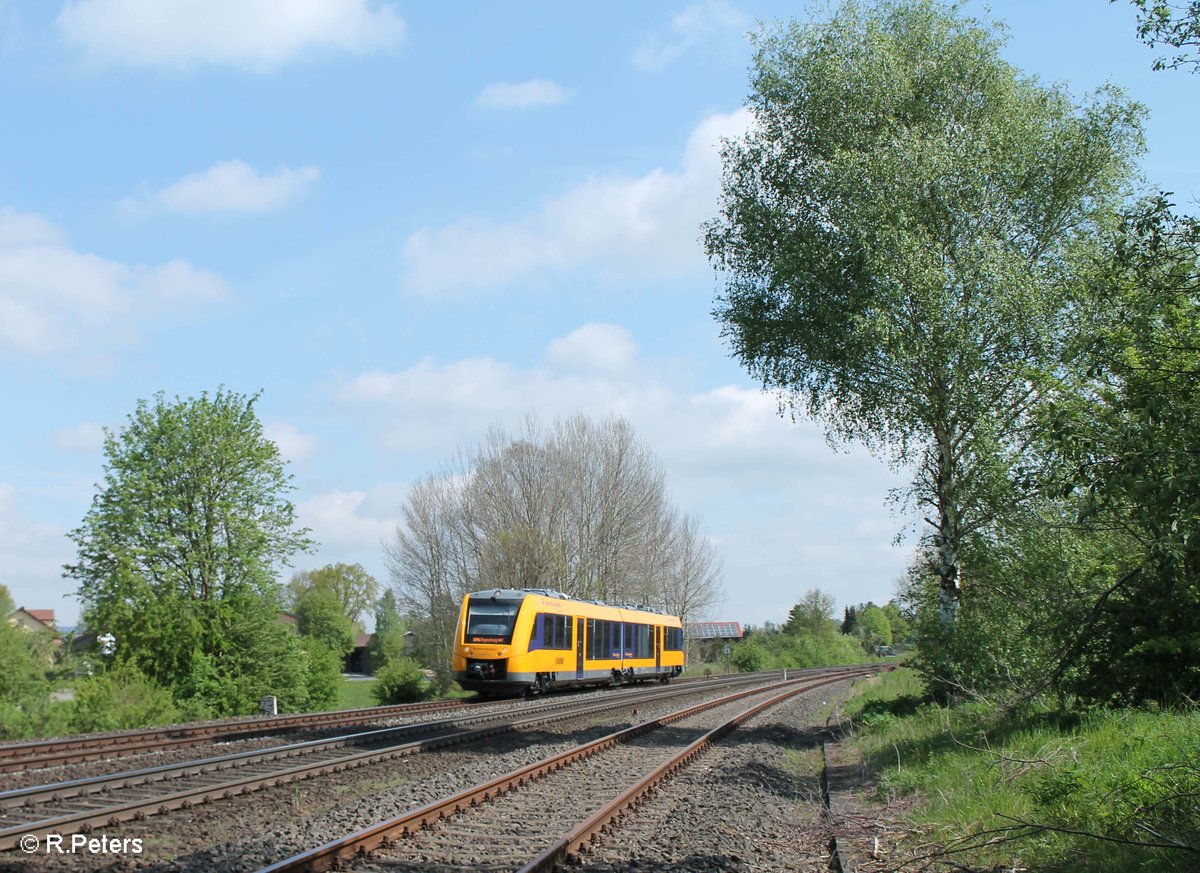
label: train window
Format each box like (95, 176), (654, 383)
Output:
(465, 598), (521, 644)
(623, 623), (646, 658)
(538, 613), (570, 650)
(528, 614), (544, 650)
(587, 618), (598, 660)
(663, 627), (683, 651)
(638, 624), (651, 658)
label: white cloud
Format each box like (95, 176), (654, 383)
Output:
(264, 421), (319, 463)
(0, 482), (76, 622)
(545, 323), (638, 374)
(140, 259), (229, 301)
(336, 325), (792, 470)
(335, 323), (915, 624)
(0, 210), (62, 247)
(53, 421), (106, 453)
(340, 356), (597, 450)
(0, 207), (230, 357)
(632, 0), (749, 72)
(475, 79), (572, 110)
(400, 107), (752, 295)
(123, 161), (319, 216)
(298, 489), (398, 551)
(56, 0), (404, 71)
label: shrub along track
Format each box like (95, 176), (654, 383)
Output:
(0, 673), (784, 856)
(258, 668), (879, 873)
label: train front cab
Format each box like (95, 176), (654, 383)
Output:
(453, 589), (531, 695)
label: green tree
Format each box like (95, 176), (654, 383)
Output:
(1124, 0), (1200, 71)
(881, 601), (911, 645)
(294, 586), (355, 656)
(287, 563), (380, 631)
(783, 589), (837, 641)
(1042, 200), (1200, 704)
(0, 619), (56, 739)
(857, 605), (893, 649)
(169, 587), (321, 717)
(0, 583), (13, 617)
(299, 639), (344, 710)
(367, 590), (409, 670)
(705, 0), (1143, 627)
(65, 388), (314, 714)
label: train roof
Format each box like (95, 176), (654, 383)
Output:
(465, 588), (675, 618)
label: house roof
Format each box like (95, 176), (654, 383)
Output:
(8, 607), (57, 630)
(686, 621), (743, 640)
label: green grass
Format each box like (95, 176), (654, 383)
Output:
(333, 676), (377, 710)
(842, 668), (1200, 872)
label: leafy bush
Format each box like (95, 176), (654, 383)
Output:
(168, 595), (319, 716)
(70, 662), (179, 733)
(727, 626), (868, 673)
(0, 699), (72, 741)
(0, 621), (61, 739)
(371, 658), (430, 704)
(302, 641), (344, 710)
(368, 626), (410, 670)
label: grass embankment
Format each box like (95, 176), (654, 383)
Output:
(841, 668), (1200, 872)
(333, 676), (377, 710)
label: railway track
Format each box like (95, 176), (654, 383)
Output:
(0, 666), (855, 776)
(258, 667), (878, 872)
(0, 672), (785, 853)
(0, 698), (474, 774)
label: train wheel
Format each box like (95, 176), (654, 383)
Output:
(528, 673), (551, 696)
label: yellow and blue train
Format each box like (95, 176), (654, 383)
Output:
(452, 588), (685, 696)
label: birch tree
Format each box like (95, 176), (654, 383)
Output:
(705, 0), (1143, 623)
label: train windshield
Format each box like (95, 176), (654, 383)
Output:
(465, 599), (521, 644)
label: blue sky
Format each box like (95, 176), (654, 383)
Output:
(1, 1), (1195, 630)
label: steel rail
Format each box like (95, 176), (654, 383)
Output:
(0, 671), (766, 813)
(254, 666), (882, 873)
(0, 665), (874, 774)
(0, 698), (474, 774)
(0, 665), (875, 773)
(518, 671), (864, 872)
(0, 671), (790, 852)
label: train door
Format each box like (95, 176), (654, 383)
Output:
(655, 625), (661, 671)
(575, 617), (585, 680)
